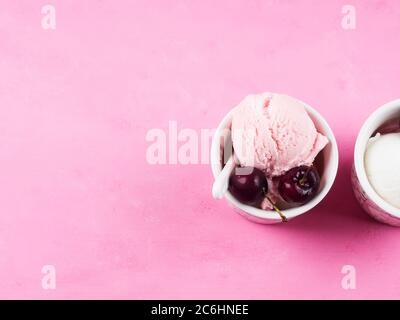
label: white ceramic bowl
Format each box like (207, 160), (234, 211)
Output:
(352, 99), (400, 226)
(211, 97), (339, 224)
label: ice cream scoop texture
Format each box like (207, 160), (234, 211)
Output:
(231, 93), (328, 177)
(365, 132), (400, 209)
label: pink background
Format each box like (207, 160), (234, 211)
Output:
(1, 0), (400, 299)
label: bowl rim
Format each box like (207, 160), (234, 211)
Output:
(210, 96), (339, 221)
(354, 99), (400, 218)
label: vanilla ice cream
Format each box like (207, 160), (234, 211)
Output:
(365, 132), (400, 209)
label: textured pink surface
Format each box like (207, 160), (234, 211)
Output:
(1, 0), (400, 299)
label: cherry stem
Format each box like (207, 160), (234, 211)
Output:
(299, 167), (312, 186)
(266, 195), (288, 223)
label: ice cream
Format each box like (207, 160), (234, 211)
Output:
(365, 132), (400, 209)
(231, 93), (328, 177)
(228, 92), (329, 212)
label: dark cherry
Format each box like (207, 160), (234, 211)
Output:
(278, 166), (320, 205)
(228, 167), (268, 205)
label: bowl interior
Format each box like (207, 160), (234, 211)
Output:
(354, 99), (400, 218)
(211, 99), (339, 221)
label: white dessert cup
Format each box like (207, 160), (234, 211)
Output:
(352, 99), (400, 226)
(210, 97), (339, 224)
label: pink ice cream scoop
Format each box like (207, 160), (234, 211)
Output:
(231, 93), (328, 177)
